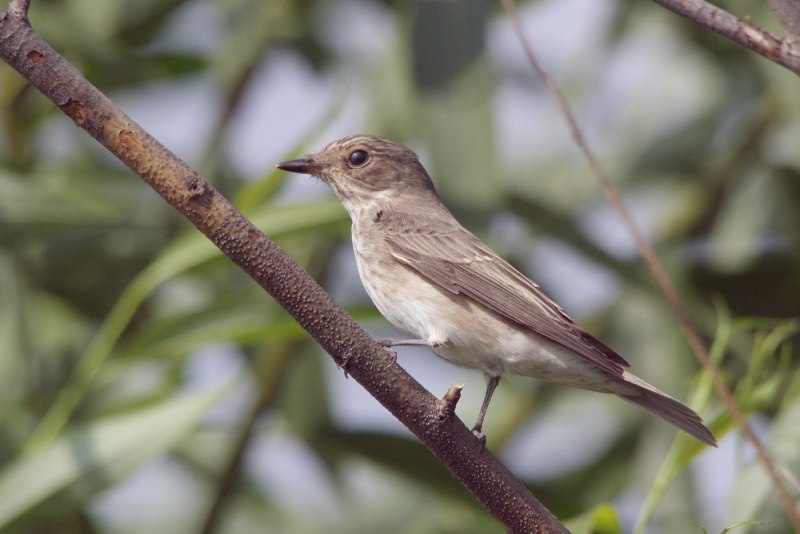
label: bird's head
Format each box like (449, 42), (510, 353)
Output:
(277, 135), (437, 213)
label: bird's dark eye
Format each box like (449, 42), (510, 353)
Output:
(348, 150), (369, 167)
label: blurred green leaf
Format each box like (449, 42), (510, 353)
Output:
(25, 199), (346, 452)
(313, 428), (476, 506)
(564, 503), (622, 534)
(411, 0), (486, 92)
(0, 386), (225, 529)
(727, 395), (800, 533)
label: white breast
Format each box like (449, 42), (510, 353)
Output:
(353, 235), (452, 346)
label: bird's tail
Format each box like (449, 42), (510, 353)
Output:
(616, 371), (717, 447)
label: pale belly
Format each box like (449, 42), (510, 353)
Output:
(354, 246), (618, 392)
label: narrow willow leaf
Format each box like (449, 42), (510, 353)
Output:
(0, 386), (226, 528)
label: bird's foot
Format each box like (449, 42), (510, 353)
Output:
(382, 347), (398, 369)
(471, 425), (488, 450)
(376, 338), (438, 369)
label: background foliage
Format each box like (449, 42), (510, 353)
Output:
(1, 0), (799, 532)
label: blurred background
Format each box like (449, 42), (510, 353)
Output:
(1, 0), (799, 532)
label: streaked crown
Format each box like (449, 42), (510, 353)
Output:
(314, 135), (437, 201)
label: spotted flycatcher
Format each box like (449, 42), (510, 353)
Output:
(277, 135), (716, 447)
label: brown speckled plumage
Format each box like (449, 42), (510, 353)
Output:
(277, 135), (716, 447)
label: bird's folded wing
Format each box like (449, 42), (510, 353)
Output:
(387, 226), (629, 376)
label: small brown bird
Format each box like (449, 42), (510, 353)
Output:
(277, 135), (716, 447)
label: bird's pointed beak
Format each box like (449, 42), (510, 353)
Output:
(276, 157), (324, 175)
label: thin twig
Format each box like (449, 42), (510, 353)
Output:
(650, 0), (800, 75)
(498, 0), (800, 531)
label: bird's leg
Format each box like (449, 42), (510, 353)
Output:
(471, 375), (500, 443)
(376, 338), (440, 348)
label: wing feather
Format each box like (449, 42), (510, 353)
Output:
(387, 218), (628, 376)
